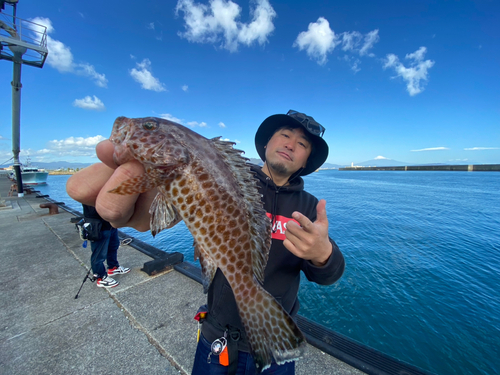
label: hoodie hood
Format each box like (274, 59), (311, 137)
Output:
(250, 164), (305, 192)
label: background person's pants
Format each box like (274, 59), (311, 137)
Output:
(90, 228), (120, 278)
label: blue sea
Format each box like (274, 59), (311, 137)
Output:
(37, 171), (500, 375)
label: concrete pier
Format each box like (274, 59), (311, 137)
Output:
(0, 175), (364, 375)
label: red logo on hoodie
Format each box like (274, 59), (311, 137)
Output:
(266, 213), (299, 241)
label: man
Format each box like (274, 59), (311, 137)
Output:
(191, 110), (344, 374)
(66, 109), (344, 374)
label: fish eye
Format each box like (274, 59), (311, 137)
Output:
(143, 122), (157, 131)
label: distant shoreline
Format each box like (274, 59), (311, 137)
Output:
(339, 164), (500, 172)
(48, 171), (76, 175)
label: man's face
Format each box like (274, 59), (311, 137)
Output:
(264, 126), (312, 177)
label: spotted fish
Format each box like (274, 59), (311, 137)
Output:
(108, 116), (306, 371)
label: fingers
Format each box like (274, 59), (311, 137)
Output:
(66, 163), (115, 206)
(315, 199), (328, 225)
(66, 138), (154, 231)
(291, 211), (314, 232)
(283, 199), (331, 263)
(96, 160), (154, 230)
(96, 139), (119, 169)
(289, 199), (328, 235)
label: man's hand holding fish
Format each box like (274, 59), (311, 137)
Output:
(68, 139), (155, 231)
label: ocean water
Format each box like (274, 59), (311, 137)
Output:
(37, 171), (500, 375)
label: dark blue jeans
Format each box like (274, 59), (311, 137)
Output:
(90, 228), (120, 279)
(191, 334), (295, 375)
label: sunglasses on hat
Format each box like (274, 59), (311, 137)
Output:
(287, 110), (325, 137)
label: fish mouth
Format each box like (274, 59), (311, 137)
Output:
(109, 117), (134, 166)
(113, 145), (134, 166)
(109, 117), (132, 145)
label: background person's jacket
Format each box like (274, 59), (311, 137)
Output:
(82, 204), (113, 231)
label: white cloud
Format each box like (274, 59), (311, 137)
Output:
(293, 17), (339, 66)
(464, 147), (499, 151)
(73, 95), (105, 111)
(411, 147), (449, 152)
(29, 17), (108, 87)
(77, 63), (108, 88)
(147, 22), (155, 30)
(0, 135), (7, 140)
(159, 113), (183, 124)
(341, 29), (379, 57)
(158, 113), (209, 128)
(129, 59), (166, 92)
(187, 121), (208, 127)
(16, 135), (107, 161)
(341, 31), (362, 52)
(383, 46), (435, 96)
(342, 55), (361, 73)
(359, 29), (379, 57)
(182, 85), (189, 92)
(222, 138), (241, 144)
(218, 122), (226, 128)
(48, 135), (106, 150)
(175, 0), (276, 52)
(294, 19), (379, 67)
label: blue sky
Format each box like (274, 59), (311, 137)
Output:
(1, 0), (499, 166)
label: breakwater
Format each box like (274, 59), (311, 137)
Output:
(339, 164), (500, 171)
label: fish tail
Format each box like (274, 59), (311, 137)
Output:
(238, 284), (306, 373)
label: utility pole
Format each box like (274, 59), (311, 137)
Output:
(1, 0), (48, 196)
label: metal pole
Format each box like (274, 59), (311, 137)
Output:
(12, 56), (24, 196)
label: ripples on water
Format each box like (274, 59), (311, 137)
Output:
(39, 172), (500, 375)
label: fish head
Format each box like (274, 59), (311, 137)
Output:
(109, 116), (190, 169)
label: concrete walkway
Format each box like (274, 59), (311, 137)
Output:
(0, 175), (364, 375)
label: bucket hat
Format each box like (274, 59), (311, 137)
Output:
(255, 110), (329, 176)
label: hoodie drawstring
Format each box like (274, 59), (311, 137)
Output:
(264, 166), (303, 233)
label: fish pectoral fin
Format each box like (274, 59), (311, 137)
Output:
(194, 242), (217, 294)
(149, 193), (182, 237)
(108, 172), (161, 195)
(193, 239), (201, 261)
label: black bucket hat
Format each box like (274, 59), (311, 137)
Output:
(255, 110), (329, 176)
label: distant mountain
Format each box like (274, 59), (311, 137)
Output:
(247, 158), (264, 166)
(354, 158), (409, 167)
(1, 159), (263, 170)
(0, 161), (93, 170)
(246, 159), (341, 169)
(319, 162), (343, 169)
(3, 158), (486, 171)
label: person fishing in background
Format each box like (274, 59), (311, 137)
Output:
(82, 203), (130, 288)
(66, 109), (345, 374)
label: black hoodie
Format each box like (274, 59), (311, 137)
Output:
(201, 164), (345, 351)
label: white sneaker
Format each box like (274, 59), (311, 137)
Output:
(107, 266), (130, 276)
(96, 275), (119, 288)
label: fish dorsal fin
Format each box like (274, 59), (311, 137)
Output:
(209, 137), (271, 284)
